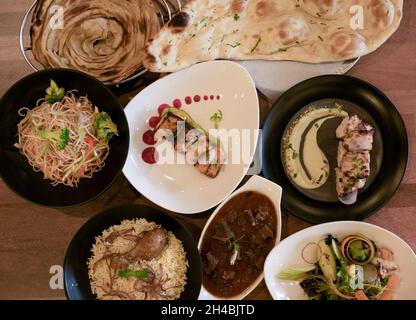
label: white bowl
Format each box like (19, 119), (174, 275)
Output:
(264, 221), (416, 300)
(122, 60), (259, 214)
(198, 175), (282, 300)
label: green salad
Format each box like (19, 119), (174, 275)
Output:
(278, 234), (400, 300)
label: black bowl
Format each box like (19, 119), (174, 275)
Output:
(0, 69), (129, 207)
(64, 204), (202, 300)
(262, 75), (408, 223)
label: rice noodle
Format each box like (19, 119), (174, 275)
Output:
(15, 91), (111, 187)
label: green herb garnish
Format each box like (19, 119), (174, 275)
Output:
(45, 79), (65, 104)
(210, 110), (223, 129)
(349, 240), (370, 262)
(251, 37), (262, 53)
(117, 269), (150, 279)
(37, 128), (70, 150)
(234, 14), (240, 21)
(94, 112), (118, 141)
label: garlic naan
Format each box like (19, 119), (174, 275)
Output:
(143, 0), (403, 72)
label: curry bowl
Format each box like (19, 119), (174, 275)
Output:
(198, 175), (282, 300)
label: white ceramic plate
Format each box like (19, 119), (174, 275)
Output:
(238, 59), (358, 102)
(123, 61), (259, 214)
(264, 221), (416, 300)
(198, 175), (282, 300)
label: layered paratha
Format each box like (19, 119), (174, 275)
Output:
(143, 0), (403, 72)
(31, 0), (161, 83)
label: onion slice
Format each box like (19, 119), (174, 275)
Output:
(340, 234), (376, 265)
(339, 190), (358, 205)
(301, 242), (321, 264)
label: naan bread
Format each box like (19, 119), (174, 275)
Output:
(31, 0), (160, 83)
(143, 0), (403, 72)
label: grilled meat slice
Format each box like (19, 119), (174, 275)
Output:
(157, 114), (180, 133)
(336, 115), (374, 139)
(340, 151), (371, 179)
(344, 131), (374, 152)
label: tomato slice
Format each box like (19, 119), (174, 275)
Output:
(85, 135), (96, 160)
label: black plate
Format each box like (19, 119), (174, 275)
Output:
(262, 75), (408, 223)
(280, 98), (383, 203)
(64, 204), (202, 300)
(0, 69), (129, 207)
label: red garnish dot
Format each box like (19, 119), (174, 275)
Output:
(210, 95), (215, 100)
(158, 104), (170, 114)
(203, 95), (209, 101)
(143, 130), (156, 145)
(148, 116), (160, 128)
(185, 96), (192, 105)
(194, 95), (201, 102)
(173, 99), (182, 108)
(217, 95), (221, 100)
(142, 147), (158, 164)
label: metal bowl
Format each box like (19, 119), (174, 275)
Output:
(19, 0), (182, 87)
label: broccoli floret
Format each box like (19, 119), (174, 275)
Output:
(45, 79), (65, 103)
(37, 128), (70, 150)
(94, 112), (118, 141)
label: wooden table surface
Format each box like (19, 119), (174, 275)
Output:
(0, 0), (415, 300)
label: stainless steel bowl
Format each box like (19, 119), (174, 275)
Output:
(19, 0), (182, 86)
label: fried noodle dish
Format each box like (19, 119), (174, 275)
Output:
(15, 80), (118, 187)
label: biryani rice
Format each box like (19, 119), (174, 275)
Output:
(87, 218), (188, 300)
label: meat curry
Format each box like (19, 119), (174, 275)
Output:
(200, 191), (277, 298)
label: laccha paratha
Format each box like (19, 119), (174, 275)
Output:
(31, 0), (161, 83)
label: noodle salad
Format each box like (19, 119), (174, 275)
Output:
(14, 80), (118, 187)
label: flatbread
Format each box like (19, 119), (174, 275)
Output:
(31, 0), (161, 83)
(143, 0), (403, 72)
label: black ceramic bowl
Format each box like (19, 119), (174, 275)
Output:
(64, 204), (202, 300)
(262, 75), (408, 223)
(0, 69), (129, 206)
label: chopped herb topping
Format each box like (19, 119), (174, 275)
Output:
(227, 42), (241, 48)
(251, 37), (262, 53)
(210, 110), (223, 129)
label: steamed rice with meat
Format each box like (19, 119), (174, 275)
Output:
(87, 219), (188, 300)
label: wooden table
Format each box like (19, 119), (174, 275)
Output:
(0, 0), (415, 300)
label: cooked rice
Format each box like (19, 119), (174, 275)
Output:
(87, 218), (188, 300)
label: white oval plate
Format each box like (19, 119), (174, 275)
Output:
(198, 175), (282, 300)
(238, 59), (358, 102)
(123, 61), (259, 214)
(264, 221), (416, 300)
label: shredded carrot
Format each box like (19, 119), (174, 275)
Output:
(354, 290), (369, 300)
(380, 291), (392, 300)
(386, 273), (400, 289)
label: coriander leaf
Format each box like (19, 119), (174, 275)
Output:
(117, 268), (150, 279)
